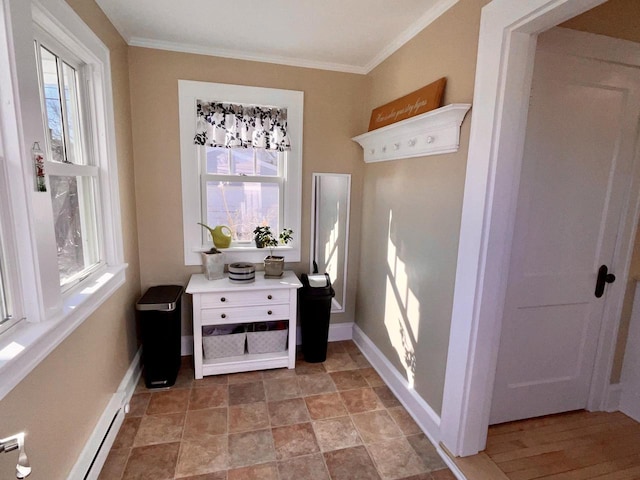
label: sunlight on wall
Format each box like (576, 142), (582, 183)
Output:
(384, 211), (420, 388)
(323, 202), (340, 282)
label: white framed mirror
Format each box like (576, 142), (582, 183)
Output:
(310, 173), (351, 313)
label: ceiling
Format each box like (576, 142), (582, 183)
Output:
(95, 0), (458, 74)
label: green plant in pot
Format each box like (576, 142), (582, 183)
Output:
(253, 226), (293, 278)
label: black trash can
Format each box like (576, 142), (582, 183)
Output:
(136, 285), (184, 388)
(300, 273), (335, 363)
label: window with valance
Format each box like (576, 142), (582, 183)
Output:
(179, 81), (303, 265)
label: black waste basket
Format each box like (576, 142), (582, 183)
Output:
(136, 285), (183, 388)
(300, 273), (335, 363)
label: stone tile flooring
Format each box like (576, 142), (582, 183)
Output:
(98, 341), (456, 480)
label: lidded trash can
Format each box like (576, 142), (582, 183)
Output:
(300, 273), (335, 363)
(136, 285), (183, 388)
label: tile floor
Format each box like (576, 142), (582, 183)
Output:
(98, 341), (456, 480)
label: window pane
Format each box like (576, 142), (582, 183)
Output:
(230, 149), (254, 175)
(256, 150), (279, 176)
(206, 147), (229, 174)
(50, 175), (100, 285)
(40, 46), (65, 163)
(62, 62), (84, 165)
(205, 181), (280, 242)
(0, 249), (9, 323)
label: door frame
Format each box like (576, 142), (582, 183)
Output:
(439, 0), (640, 457)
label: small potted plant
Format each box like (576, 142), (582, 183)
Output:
(253, 226), (294, 278)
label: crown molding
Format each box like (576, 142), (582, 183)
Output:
(363, 0), (460, 73)
(128, 37), (368, 75)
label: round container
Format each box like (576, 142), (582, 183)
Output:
(228, 262), (255, 283)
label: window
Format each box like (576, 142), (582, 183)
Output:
(0, 230), (17, 336)
(34, 40), (102, 289)
(179, 81), (303, 265)
(0, 0), (125, 400)
(202, 147), (283, 242)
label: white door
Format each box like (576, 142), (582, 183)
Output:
(490, 35), (640, 425)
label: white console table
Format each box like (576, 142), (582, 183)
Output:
(186, 271), (302, 378)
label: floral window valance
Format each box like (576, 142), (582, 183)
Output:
(194, 100), (291, 151)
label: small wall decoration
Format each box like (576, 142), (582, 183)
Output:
(368, 77), (446, 131)
(32, 142), (46, 192)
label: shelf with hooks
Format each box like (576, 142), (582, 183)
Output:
(352, 103), (471, 163)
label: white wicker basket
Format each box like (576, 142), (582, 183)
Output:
(246, 329), (288, 354)
(203, 331), (246, 359)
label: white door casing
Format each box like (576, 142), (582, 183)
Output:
(620, 282), (640, 422)
(439, 0), (640, 457)
(490, 39), (640, 425)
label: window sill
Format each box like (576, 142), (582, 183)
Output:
(0, 263), (127, 401)
(188, 245), (300, 265)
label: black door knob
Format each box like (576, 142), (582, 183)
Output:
(595, 264), (616, 298)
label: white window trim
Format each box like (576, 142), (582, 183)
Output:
(179, 80), (303, 265)
(0, 0), (126, 402)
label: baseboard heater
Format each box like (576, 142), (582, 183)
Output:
(82, 405), (124, 479)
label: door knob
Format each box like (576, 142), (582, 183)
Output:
(595, 264), (616, 298)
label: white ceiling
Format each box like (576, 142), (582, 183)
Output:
(95, 0), (458, 74)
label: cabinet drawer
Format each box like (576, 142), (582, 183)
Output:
(201, 304), (290, 324)
(200, 289), (289, 308)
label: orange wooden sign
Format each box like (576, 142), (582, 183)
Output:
(368, 77), (446, 131)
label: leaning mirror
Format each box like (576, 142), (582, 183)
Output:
(310, 173), (351, 313)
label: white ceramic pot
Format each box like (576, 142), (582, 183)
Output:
(201, 252), (225, 280)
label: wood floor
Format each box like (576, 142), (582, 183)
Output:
(450, 410), (640, 480)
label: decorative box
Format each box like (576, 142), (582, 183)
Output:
(203, 331), (246, 359)
(246, 328), (288, 354)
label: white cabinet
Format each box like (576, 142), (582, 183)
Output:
(186, 271), (302, 378)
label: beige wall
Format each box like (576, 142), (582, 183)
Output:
(355, 0), (489, 415)
(128, 48), (367, 333)
(561, 0), (640, 384)
(561, 0), (640, 44)
(0, 1), (141, 478)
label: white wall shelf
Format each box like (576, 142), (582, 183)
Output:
(352, 103), (471, 163)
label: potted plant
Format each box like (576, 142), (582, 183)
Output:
(253, 226), (294, 278)
(199, 223), (225, 280)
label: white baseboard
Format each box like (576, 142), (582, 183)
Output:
(352, 324), (441, 446)
(181, 322), (354, 355)
(68, 348), (142, 480)
(604, 383), (621, 412)
(327, 321), (354, 341)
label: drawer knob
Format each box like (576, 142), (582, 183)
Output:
(220, 297), (226, 302)
(267, 295), (272, 300)
(267, 310), (272, 315)
(221, 313), (226, 319)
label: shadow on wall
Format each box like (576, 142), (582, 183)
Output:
(383, 210), (420, 387)
(356, 162), (459, 414)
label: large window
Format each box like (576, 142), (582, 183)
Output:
(179, 81), (303, 265)
(0, 0), (125, 400)
(35, 40), (102, 288)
